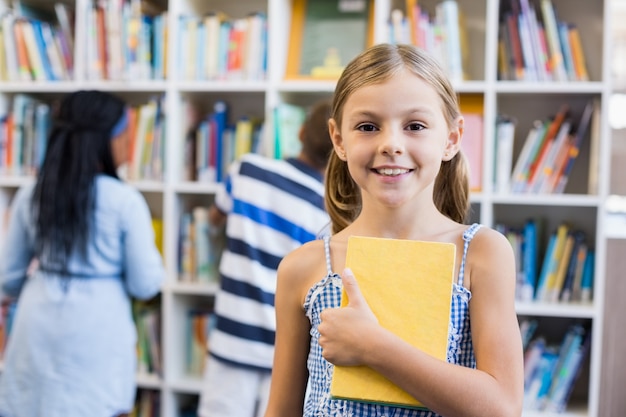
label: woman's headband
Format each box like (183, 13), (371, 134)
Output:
(110, 109), (129, 138)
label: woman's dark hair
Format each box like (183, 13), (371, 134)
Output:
(32, 90), (126, 272)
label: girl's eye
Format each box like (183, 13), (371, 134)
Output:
(407, 122), (425, 131)
(356, 123), (378, 132)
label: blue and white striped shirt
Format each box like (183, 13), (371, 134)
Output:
(303, 224), (482, 417)
(209, 153), (329, 370)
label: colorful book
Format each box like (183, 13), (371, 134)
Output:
(330, 236), (456, 409)
(552, 100), (594, 194)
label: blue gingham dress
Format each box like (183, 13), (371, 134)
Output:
(303, 223), (482, 417)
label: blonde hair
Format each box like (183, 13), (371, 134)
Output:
(325, 43), (470, 234)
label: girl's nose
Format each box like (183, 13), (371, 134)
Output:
(379, 130), (404, 156)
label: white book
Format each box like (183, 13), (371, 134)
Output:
(495, 118), (516, 194)
(437, 0), (463, 82)
(510, 121), (545, 193)
(540, 0), (568, 82)
(2, 13), (19, 81)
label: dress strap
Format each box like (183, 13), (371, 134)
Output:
(323, 235), (333, 275)
(458, 223), (482, 287)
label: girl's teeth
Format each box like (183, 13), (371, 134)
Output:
(378, 168), (408, 176)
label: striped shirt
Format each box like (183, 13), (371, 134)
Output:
(303, 224), (482, 416)
(209, 153), (329, 370)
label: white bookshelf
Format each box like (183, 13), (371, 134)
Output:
(0, 0), (618, 416)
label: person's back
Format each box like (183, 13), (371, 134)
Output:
(0, 90), (165, 417)
(198, 100), (333, 417)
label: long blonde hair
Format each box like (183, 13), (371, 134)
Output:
(325, 43), (470, 234)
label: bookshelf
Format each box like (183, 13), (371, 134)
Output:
(0, 0), (618, 416)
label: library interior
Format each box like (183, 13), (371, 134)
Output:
(0, 0), (626, 416)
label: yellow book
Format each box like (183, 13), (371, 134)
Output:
(151, 218), (163, 256)
(330, 236), (456, 409)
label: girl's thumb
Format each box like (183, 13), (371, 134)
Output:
(342, 268), (364, 306)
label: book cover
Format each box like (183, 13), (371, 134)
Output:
(330, 236), (456, 409)
(459, 94), (484, 192)
(286, 0), (373, 80)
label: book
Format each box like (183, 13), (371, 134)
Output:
(330, 236), (456, 409)
(286, 0), (373, 80)
(548, 230), (575, 302)
(510, 120), (545, 193)
(273, 103), (306, 160)
(520, 219), (538, 302)
(536, 223), (569, 302)
(459, 94), (484, 192)
(525, 104), (569, 192)
(552, 100), (594, 194)
(494, 116), (515, 194)
(586, 98), (601, 195)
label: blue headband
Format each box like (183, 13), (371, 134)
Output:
(110, 109), (129, 138)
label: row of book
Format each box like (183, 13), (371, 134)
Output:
(389, 0), (466, 83)
(0, 3), (74, 82)
(134, 300), (162, 376)
(84, 0), (167, 81)
(0, 94), (51, 176)
(183, 100), (265, 184)
(498, 0), (589, 82)
(186, 309), (215, 377)
(121, 95), (166, 182)
(182, 101), (309, 184)
(131, 389), (160, 417)
(0, 93), (166, 181)
(521, 320), (590, 412)
(498, 220), (594, 304)
(494, 99), (599, 195)
(178, 206), (224, 284)
(178, 12), (268, 82)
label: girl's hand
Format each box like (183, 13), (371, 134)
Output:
(318, 268), (379, 366)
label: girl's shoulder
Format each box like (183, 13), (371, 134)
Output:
(281, 238), (326, 272)
(464, 224), (512, 254)
(279, 238), (328, 293)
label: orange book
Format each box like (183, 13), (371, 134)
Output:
(127, 107), (138, 163)
(4, 114), (13, 169)
(96, 5), (108, 79)
(13, 20), (32, 81)
(330, 236), (456, 409)
(568, 25), (589, 82)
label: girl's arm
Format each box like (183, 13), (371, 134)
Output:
(319, 228), (524, 417)
(264, 247), (314, 416)
(121, 190), (165, 300)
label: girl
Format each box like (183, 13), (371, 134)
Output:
(0, 90), (165, 417)
(264, 44), (524, 417)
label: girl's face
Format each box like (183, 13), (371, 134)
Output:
(329, 68), (462, 208)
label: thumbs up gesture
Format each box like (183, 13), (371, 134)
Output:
(318, 268), (379, 366)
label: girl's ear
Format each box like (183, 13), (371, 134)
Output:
(329, 118), (347, 161)
(443, 116), (464, 161)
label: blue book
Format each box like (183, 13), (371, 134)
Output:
(31, 20), (55, 81)
(546, 325), (586, 411)
(580, 250), (595, 302)
(211, 101), (228, 182)
(521, 219), (538, 301)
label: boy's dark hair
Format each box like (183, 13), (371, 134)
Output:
(300, 100), (333, 171)
(32, 90), (126, 273)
